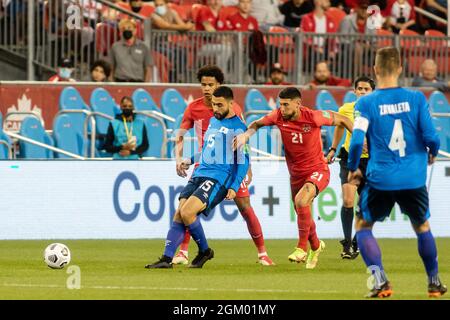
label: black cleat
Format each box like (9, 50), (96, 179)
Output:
(145, 255), (173, 269)
(351, 237), (359, 259)
(428, 282), (447, 298)
(365, 281), (393, 298)
(189, 248), (214, 268)
(340, 239), (357, 259)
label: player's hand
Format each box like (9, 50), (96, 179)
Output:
(119, 149), (131, 157)
(347, 169), (363, 186)
(362, 139), (368, 154)
(428, 153), (436, 165)
(176, 158), (191, 178)
(225, 189), (236, 200)
(233, 134), (247, 151)
(326, 149), (335, 164)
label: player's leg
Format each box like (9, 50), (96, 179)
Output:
(341, 183), (357, 259)
(145, 199), (188, 269)
(172, 231), (191, 265)
(397, 187), (447, 297)
(234, 184), (274, 266)
(354, 186), (393, 298)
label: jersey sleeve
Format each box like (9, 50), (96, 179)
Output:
(311, 109), (334, 127)
(230, 121), (250, 192)
(347, 98), (369, 171)
(179, 105), (194, 130)
(417, 91), (440, 156)
(260, 109), (279, 126)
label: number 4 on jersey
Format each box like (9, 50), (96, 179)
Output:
(388, 119), (406, 157)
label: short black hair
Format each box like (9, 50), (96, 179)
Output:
(213, 86), (234, 100)
(197, 65), (225, 84)
(278, 87), (302, 100)
(91, 59), (111, 78)
(120, 96), (133, 105)
(354, 76), (375, 90)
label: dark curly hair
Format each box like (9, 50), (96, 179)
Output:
(90, 59), (111, 79)
(196, 65), (224, 84)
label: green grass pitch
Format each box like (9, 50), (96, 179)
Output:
(0, 238), (448, 300)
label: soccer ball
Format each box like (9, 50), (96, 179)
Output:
(44, 243), (71, 269)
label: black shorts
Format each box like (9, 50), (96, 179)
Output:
(338, 147), (368, 194)
(357, 185), (430, 225)
(179, 177), (228, 216)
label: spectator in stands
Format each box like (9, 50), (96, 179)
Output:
(250, 0), (284, 31)
(48, 57), (76, 82)
(119, 0), (155, 18)
(385, 0), (416, 33)
(151, 0), (194, 31)
(300, 0), (337, 59)
(338, 0), (377, 35)
(228, 0), (259, 31)
(279, 0), (314, 30)
(104, 96), (149, 159)
(265, 63), (292, 85)
(110, 19), (153, 82)
(412, 59), (450, 92)
(195, 0), (229, 31)
(309, 61), (351, 87)
(90, 60), (112, 82)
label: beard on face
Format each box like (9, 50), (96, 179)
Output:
(214, 109), (229, 120)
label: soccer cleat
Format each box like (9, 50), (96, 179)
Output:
(351, 238), (360, 259)
(365, 281), (393, 298)
(306, 240), (326, 269)
(428, 282), (447, 298)
(340, 239), (353, 259)
(145, 255), (173, 269)
(288, 247), (307, 263)
(172, 251), (189, 265)
(188, 248), (214, 268)
(258, 255), (275, 266)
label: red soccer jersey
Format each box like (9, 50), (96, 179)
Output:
(227, 12), (259, 31)
(261, 107), (333, 178)
(180, 97), (243, 147)
(195, 6), (230, 31)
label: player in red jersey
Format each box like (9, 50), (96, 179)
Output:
(235, 87), (353, 269)
(173, 65), (274, 266)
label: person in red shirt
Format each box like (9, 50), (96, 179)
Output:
(235, 87), (353, 269)
(195, 0), (230, 31)
(228, 0), (259, 31)
(265, 63), (292, 85)
(309, 61), (352, 88)
(173, 65), (275, 266)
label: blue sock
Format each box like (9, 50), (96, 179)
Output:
(417, 230), (440, 285)
(356, 229), (388, 287)
(163, 221), (186, 258)
(187, 218), (209, 252)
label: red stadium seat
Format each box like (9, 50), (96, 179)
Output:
(95, 22), (119, 56)
(267, 26), (294, 47)
(268, 26), (295, 72)
(424, 29), (447, 50)
(327, 7), (347, 29)
(152, 51), (172, 83)
(376, 29), (394, 48)
(399, 29), (422, 50)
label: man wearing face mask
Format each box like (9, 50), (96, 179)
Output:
(117, 0), (155, 18)
(110, 19), (153, 82)
(104, 96), (149, 159)
(48, 58), (76, 82)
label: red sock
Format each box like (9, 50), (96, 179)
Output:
(296, 206), (312, 251)
(240, 206), (266, 254)
(308, 219), (320, 251)
(179, 229), (191, 252)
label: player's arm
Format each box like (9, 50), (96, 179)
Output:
(347, 116), (368, 173)
(417, 92), (441, 164)
(175, 109), (194, 177)
(326, 125), (345, 163)
(331, 111), (353, 133)
(228, 144), (250, 200)
(233, 113), (273, 151)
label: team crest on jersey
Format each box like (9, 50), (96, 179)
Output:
(219, 126), (229, 134)
(322, 111), (331, 119)
(302, 124), (312, 133)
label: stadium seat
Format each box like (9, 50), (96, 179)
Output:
(424, 29), (447, 51)
(376, 29), (394, 48)
(0, 112), (12, 159)
(316, 90), (339, 151)
(326, 7), (346, 29)
(141, 115), (167, 158)
(161, 88), (187, 130)
(152, 51), (172, 83)
(343, 91), (357, 103)
(90, 88), (120, 136)
(428, 91), (450, 113)
(59, 86), (91, 134)
(19, 117), (54, 159)
(167, 114), (198, 158)
(399, 29), (422, 51)
(95, 22), (118, 56)
(132, 88), (159, 112)
(245, 89), (271, 113)
(53, 114), (86, 158)
(432, 117), (450, 153)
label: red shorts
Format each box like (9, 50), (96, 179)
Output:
(290, 166), (330, 201)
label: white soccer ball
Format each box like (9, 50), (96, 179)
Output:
(44, 243), (71, 269)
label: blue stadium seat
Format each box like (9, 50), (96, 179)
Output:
(90, 88), (120, 136)
(433, 117), (450, 153)
(59, 86), (89, 111)
(428, 91), (450, 113)
(245, 89), (271, 112)
(161, 89), (187, 130)
(166, 114), (198, 158)
(0, 112), (11, 159)
(316, 90), (339, 152)
(343, 91), (357, 103)
(132, 88), (159, 112)
(140, 115), (167, 158)
(19, 117), (54, 159)
(53, 114), (86, 158)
